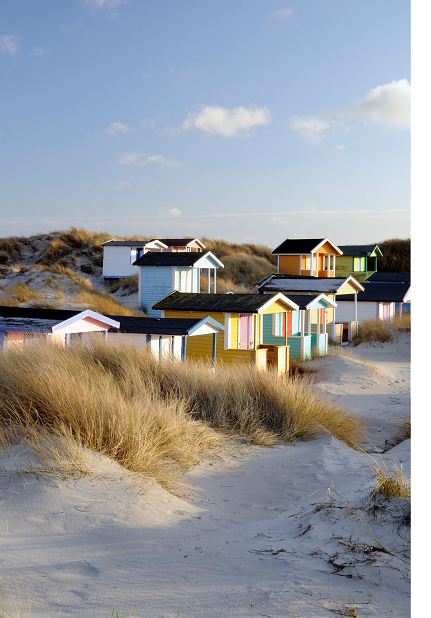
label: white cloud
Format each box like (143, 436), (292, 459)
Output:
(81, 0), (127, 17)
(269, 8), (293, 20)
(288, 115), (331, 143)
(146, 155), (182, 168)
(1, 35), (19, 54)
(33, 47), (50, 56)
(157, 207), (182, 217)
(118, 152), (182, 168)
(289, 79), (411, 144)
(106, 121), (132, 135)
(340, 79), (411, 129)
(182, 105), (272, 137)
(336, 145), (346, 150)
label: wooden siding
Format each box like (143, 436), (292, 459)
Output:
(164, 310), (256, 364)
(336, 281), (361, 295)
(140, 266), (175, 317)
(278, 255), (301, 275)
(335, 300), (376, 323)
(262, 314), (284, 345)
(262, 299), (293, 314)
(317, 241), (338, 255)
(286, 336), (302, 359)
(311, 333), (328, 355)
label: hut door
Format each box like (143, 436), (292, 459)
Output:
(238, 314), (253, 350)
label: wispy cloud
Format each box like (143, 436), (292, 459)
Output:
(106, 121), (132, 135)
(118, 152), (182, 168)
(336, 145), (346, 150)
(81, 0), (128, 17)
(33, 47), (50, 56)
(288, 116), (331, 143)
(158, 207), (182, 217)
(289, 79), (411, 143)
(182, 105), (272, 137)
(269, 8), (293, 20)
(1, 35), (19, 54)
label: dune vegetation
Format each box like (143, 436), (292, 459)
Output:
(0, 340), (364, 489)
(352, 314), (411, 345)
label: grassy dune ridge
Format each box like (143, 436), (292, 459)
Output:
(0, 341), (363, 488)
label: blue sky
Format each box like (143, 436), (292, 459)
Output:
(0, 0), (410, 246)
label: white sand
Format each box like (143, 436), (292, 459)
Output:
(0, 337), (410, 617)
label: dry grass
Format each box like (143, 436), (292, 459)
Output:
(353, 314), (411, 345)
(3, 283), (43, 303)
(368, 456), (411, 501)
(0, 341), (364, 488)
(199, 274), (249, 294)
(385, 419), (411, 451)
(108, 274), (139, 295)
(74, 289), (143, 316)
(0, 342), (220, 490)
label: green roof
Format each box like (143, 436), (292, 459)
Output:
(153, 291), (282, 313)
(338, 244), (383, 257)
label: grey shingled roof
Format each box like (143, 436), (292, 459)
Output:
(107, 316), (207, 335)
(366, 272), (410, 283)
(337, 283), (411, 303)
(0, 316), (62, 330)
(153, 291), (280, 313)
(256, 274), (362, 294)
(338, 244), (380, 257)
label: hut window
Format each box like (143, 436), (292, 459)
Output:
(272, 313), (285, 337)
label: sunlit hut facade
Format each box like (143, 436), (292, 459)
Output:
(336, 244), (383, 282)
(256, 275), (364, 344)
(0, 307), (119, 350)
(260, 293), (337, 360)
(272, 237), (343, 278)
(152, 291), (300, 373)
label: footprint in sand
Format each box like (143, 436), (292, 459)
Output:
(53, 561), (99, 579)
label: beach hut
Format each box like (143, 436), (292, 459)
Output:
(255, 274), (364, 343)
(152, 291), (300, 373)
(101, 239), (168, 279)
(106, 315), (224, 362)
(272, 238), (343, 277)
(157, 238), (205, 253)
(134, 251), (224, 316)
(0, 307), (119, 350)
(335, 282), (411, 322)
(336, 245), (383, 281)
(259, 293), (337, 359)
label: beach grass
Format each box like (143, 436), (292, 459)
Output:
(0, 340), (363, 488)
(353, 314), (411, 345)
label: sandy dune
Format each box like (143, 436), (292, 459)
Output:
(0, 336), (410, 617)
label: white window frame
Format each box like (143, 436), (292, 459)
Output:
(272, 313), (284, 337)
